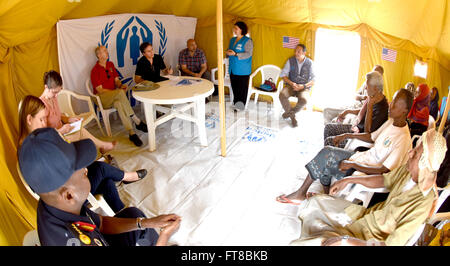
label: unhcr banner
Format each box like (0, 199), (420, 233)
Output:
(57, 13), (197, 103)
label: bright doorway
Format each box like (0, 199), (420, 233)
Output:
(310, 28), (361, 110)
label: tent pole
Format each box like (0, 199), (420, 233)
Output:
(216, 0), (226, 157)
(438, 87), (450, 134)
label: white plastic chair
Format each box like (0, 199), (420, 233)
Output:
(176, 64), (182, 76)
(341, 182), (389, 208)
(246, 65), (282, 112)
(344, 138), (374, 151)
(85, 79), (118, 137)
(57, 89), (105, 136)
(22, 230), (40, 246)
(211, 58), (233, 103)
(17, 162), (115, 217)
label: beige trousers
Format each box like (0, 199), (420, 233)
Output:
(98, 89), (135, 131)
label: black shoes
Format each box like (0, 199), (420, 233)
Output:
(136, 121), (148, 133)
(123, 169), (148, 184)
(129, 134), (143, 147)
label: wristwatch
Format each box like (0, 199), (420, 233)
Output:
(341, 235), (350, 245)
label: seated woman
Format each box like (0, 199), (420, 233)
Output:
(430, 87), (440, 121)
(18, 95), (147, 213)
(408, 83), (431, 139)
(39, 70), (115, 154)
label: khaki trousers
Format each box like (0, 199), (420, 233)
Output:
(98, 89), (134, 131)
(279, 85), (308, 114)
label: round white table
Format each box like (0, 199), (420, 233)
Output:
(132, 77), (214, 151)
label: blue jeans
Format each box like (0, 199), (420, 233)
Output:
(87, 161), (125, 213)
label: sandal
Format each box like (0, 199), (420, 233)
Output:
(275, 194), (302, 206)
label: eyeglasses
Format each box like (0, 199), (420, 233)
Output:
(105, 69), (110, 79)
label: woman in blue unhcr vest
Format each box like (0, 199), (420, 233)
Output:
(226, 21), (253, 111)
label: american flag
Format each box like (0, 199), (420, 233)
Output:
(282, 36), (299, 49)
(381, 47), (397, 62)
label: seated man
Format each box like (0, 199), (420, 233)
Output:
(279, 43), (315, 127)
(178, 39), (210, 80)
(135, 42), (173, 84)
(291, 128), (447, 246)
(323, 65), (384, 124)
(277, 88), (413, 203)
(18, 127), (181, 246)
(90, 45), (147, 147)
(323, 70), (389, 148)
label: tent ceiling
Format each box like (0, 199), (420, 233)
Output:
(1, 0), (450, 62)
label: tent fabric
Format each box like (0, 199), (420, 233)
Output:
(1, 0), (450, 245)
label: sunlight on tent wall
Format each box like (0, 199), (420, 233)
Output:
(311, 28), (361, 111)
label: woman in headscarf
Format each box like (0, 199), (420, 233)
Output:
(408, 83), (431, 138)
(430, 87), (440, 120)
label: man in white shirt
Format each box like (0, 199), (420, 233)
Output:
(276, 88), (414, 204)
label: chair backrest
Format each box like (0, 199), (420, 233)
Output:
(85, 79), (96, 97)
(17, 163), (40, 201)
(259, 65), (281, 85)
(57, 90), (76, 117)
(223, 58), (230, 78)
(428, 115), (436, 129)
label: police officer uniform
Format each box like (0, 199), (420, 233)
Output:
(18, 128), (159, 246)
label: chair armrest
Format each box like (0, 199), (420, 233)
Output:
(353, 183), (389, 194)
(211, 67), (218, 82)
(277, 80), (284, 90)
(429, 212), (450, 225)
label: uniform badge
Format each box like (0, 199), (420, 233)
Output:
(79, 234), (91, 245)
(383, 138), (391, 147)
(94, 238), (103, 246)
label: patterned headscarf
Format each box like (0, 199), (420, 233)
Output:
(417, 128), (447, 195)
(408, 83), (430, 126)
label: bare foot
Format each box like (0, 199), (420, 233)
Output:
(282, 190), (307, 201)
(100, 140), (117, 154)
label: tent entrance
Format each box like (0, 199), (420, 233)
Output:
(311, 28), (361, 110)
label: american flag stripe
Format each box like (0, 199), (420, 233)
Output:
(282, 36), (299, 49)
(381, 47), (397, 62)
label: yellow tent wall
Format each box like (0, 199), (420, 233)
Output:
(1, 0), (450, 245)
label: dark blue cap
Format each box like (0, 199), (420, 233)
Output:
(18, 128), (97, 194)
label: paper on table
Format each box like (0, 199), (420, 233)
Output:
(64, 118), (83, 136)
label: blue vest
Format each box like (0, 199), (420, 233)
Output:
(228, 36), (252, 75)
(288, 56), (313, 85)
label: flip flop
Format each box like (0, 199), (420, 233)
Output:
(275, 194), (302, 206)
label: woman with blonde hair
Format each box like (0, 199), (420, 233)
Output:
(18, 95), (147, 212)
(39, 70), (116, 154)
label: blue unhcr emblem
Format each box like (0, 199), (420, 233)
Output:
(116, 16), (154, 67)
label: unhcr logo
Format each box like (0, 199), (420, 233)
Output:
(98, 16), (167, 87)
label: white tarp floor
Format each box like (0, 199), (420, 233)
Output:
(86, 97), (326, 245)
